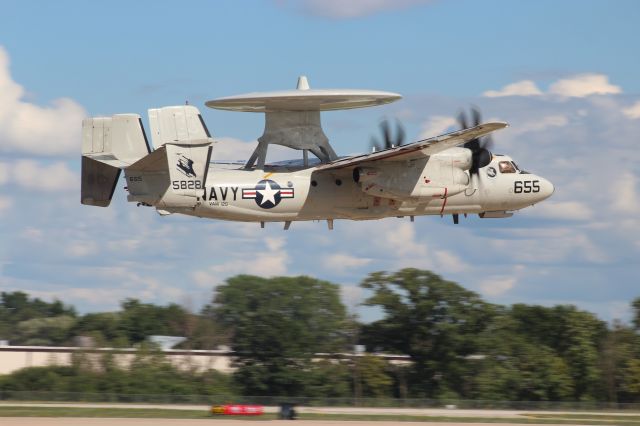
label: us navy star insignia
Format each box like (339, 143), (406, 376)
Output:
(257, 180), (278, 206)
(242, 179), (295, 209)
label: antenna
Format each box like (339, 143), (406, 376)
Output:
(296, 75), (310, 91)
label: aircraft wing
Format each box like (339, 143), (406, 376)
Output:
(316, 122), (508, 171)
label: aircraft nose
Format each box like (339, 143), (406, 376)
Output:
(538, 177), (554, 200)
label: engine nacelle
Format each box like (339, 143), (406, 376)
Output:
(352, 167), (379, 183)
(352, 151), (473, 202)
(436, 147), (473, 171)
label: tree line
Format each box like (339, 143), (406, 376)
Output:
(1, 268), (640, 402)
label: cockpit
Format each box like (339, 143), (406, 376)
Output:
(497, 159), (527, 174)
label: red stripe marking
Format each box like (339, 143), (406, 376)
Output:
(439, 187), (448, 216)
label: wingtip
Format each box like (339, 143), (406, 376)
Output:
(484, 121), (509, 130)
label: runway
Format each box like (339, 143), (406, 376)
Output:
(0, 402), (633, 425)
(0, 420), (602, 426)
(3, 402), (638, 418)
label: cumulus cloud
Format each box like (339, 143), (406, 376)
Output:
(548, 73), (621, 97)
(381, 222), (428, 258)
(623, 101), (640, 119)
(324, 253), (372, 273)
(298, 0), (434, 19)
(0, 46), (86, 156)
(65, 240), (99, 257)
(7, 160), (77, 191)
(483, 80), (543, 98)
(0, 162), (9, 185)
(509, 114), (569, 135)
(533, 201), (594, 221)
(612, 172), (640, 214)
(433, 250), (468, 273)
(191, 237), (291, 289)
(479, 275), (516, 297)
(341, 285), (364, 309)
(0, 196), (12, 214)
(419, 115), (456, 139)
(478, 265), (524, 297)
(483, 73), (621, 99)
(211, 137), (257, 163)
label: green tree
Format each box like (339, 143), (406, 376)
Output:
(208, 275), (349, 396)
(355, 355), (393, 398)
(117, 299), (189, 345)
(471, 311), (574, 401)
(0, 291), (76, 343)
(359, 268), (494, 398)
(599, 320), (640, 402)
(632, 297), (640, 331)
(509, 304), (606, 400)
(14, 315), (76, 346)
(72, 312), (128, 347)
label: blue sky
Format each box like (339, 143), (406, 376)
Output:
(1, 0), (639, 322)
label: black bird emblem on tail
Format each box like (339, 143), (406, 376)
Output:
(176, 155), (196, 178)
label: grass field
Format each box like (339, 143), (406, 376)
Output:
(1, 406), (640, 424)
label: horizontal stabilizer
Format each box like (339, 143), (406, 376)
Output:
(82, 114), (151, 168)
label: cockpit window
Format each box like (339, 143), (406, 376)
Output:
(499, 161), (516, 173)
(511, 161), (521, 172)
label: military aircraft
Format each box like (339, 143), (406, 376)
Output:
(81, 76), (554, 229)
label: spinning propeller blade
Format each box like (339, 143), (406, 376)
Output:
(370, 118), (406, 151)
(458, 107), (494, 175)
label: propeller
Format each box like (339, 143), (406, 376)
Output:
(370, 118), (406, 152)
(458, 107), (494, 175)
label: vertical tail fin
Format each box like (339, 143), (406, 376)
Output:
(81, 106), (214, 209)
(148, 105), (212, 148)
(81, 114), (150, 206)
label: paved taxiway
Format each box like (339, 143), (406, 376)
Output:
(0, 420), (601, 426)
(3, 402), (638, 418)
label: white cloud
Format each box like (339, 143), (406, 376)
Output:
(299, 0), (434, 19)
(491, 228), (608, 264)
(433, 250), (468, 273)
(548, 73), (621, 98)
(9, 160), (76, 191)
(0, 46), (86, 156)
(0, 196), (12, 214)
(381, 222), (428, 258)
(107, 239), (142, 252)
(193, 237), (291, 288)
(483, 80), (543, 98)
(483, 73), (621, 100)
(0, 162), (9, 185)
(509, 114), (568, 135)
(479, 275), (516, 297)
(324, 253), (372, 273)
(65, 240), (99, 257)
(478, 265), (524, 297)
(211, 137), (257, 163)
(612, 172), (640, 214)
(623, 101), (640, 119)
(419, 115), (456, 139)
(533, 201), (594, 221)
(341, 285), (364, 309)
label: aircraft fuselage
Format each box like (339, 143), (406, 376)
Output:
(146, 153), (554, 223)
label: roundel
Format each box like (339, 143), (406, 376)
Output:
(486, 166), (497, 178)
(241, 179), (295, 209)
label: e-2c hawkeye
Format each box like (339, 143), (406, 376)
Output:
(81, 76), (553, 230)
